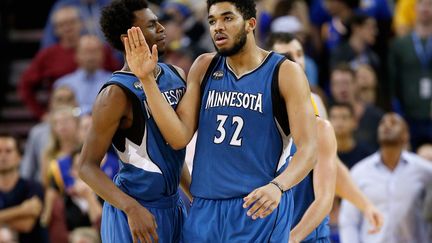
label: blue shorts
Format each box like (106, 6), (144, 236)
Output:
(101, 192), (186, 243)
(182, 190), (293, 243)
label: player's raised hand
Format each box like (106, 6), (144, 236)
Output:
(125, 202), (159, 243)
(123, 26), (158, 80)
(243, 183), (282, 220)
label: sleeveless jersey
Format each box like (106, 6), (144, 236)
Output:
(190, 52), (294, 199)
(100, 63), (186, 202)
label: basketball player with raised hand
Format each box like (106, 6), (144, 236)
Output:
(123, 0), (317, 242)
(78, 0), (190, 242)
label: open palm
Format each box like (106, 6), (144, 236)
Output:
(123, 27), (158, 80)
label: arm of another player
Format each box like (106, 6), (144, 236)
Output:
(124, 27), (204, 149)
(243, 61), (317, 219)
(335, 159), (383, 234)
(289, 118), (337, 243)
(180, 163), (192, 201)
(78, 86), (158, 243)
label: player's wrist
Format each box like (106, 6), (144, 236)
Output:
(269, 180), (285, 194)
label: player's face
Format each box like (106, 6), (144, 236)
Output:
(133, 8), (167, 55)
(378, 113), (408, 145)
(208, 2), (249, 56)
(0, 138), (20, 173)
(272, 39), (305, 70)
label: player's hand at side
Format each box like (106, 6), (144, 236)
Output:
(242, 183), (282, 220)
(123, 26), (158, 80)
(125, 202), (159, 243)
(364, 203), (384, 234)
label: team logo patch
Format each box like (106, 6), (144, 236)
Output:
(134, 81), (143, 90)
(212, 71), (224, 80)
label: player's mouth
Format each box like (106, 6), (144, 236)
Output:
(157, 34), (167, 43)
(214, 33), (228, 46)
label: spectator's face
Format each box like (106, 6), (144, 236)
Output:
(50, 87), (77, 110)
(51, 110), (79, 142)
(272, 39), (305, 70)
(76, 36), (104, 72)
(355, 65), (377, 104)
(133, 8), (167, 54)
(417, 0), (432, 24)
(78, 115), (92, 143)
(359, 18), (377, 45)
(52, 7), (82, 41)
(324, 0), (344, 16)
(329, 106), (356, 137)
(331, 70), (356, 103)
(0, 138), (20, 173)
(208, 2), (251, 56)
(378, 113), (408, 146)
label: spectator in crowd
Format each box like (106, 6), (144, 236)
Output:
(69, 227), (101, 243)
(330, 63), (383, 149)
(18, 5), (120, 119)
(54, 35), (112, 114)
(355, 63), (378, 105)
(329, 103), (374, 168)
(0, 226), (17, 243)
(339, 112), (432, 243)
(330, 13), (380, 72)
(21, 86), (77, 183)
(388, 0), (432, 150)
(41, 0), (111, 48)
(0, 133), (48, 243)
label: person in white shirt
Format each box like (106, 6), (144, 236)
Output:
(339, 112), (432, 243)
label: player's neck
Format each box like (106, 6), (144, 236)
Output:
(226, 43), (268, 78)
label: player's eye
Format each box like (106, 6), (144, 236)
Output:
(209, 19), (216, 25)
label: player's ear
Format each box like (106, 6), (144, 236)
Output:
(246, 17), (256, 33)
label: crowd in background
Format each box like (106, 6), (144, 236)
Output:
(1, 0), (432, 242)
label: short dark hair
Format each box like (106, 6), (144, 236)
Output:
(331, 63), (355, 78)
(0, 132), (22, 155)
(100, 0), (149, 52)
(207, 0), (256, 20)
(266, 32), (297, 50)
(330, 102), (355, 117)
(346, 13), (371, 36)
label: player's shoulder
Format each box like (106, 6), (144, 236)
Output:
(193, 52), (218, 67)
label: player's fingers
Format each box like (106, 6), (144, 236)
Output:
(253, 200), (272, 219)
(127, 29), (135, 49)
(247, 198), (264, 218)
(243, 190), (258, 208)
(123, 37), (131, 57)
(151, 44), (158, 61)
(131, 27), (141, 48)
(150, 228), (159, 243)
(260, 203), (276, 218)
(137, 27), (146, 46)
(140, 231), (151, 243)
(131, 231), (138, 243)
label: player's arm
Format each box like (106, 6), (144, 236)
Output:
(290, 118), (337, 243)
(124, 27), (207, 149)
(274, 61), (317, 190)
(78, 86), (158, 243)
(243, 61), (317, 219)
(180, 163), (192, 201)
(335, 159), (383, 233)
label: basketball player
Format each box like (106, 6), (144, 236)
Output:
(123, 0), (317, 242)
(78, 0), (190, 242)
(268, 32), (383, 242)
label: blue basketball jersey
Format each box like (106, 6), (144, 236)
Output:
(191, 52), (293, 199)
(289, 143), (330, 242)
(101, 63), (186, 202)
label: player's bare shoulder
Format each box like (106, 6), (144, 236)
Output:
(278, 59), (309, 97)
(189, 52), (218, 84)
(93, 84), (131, 123)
